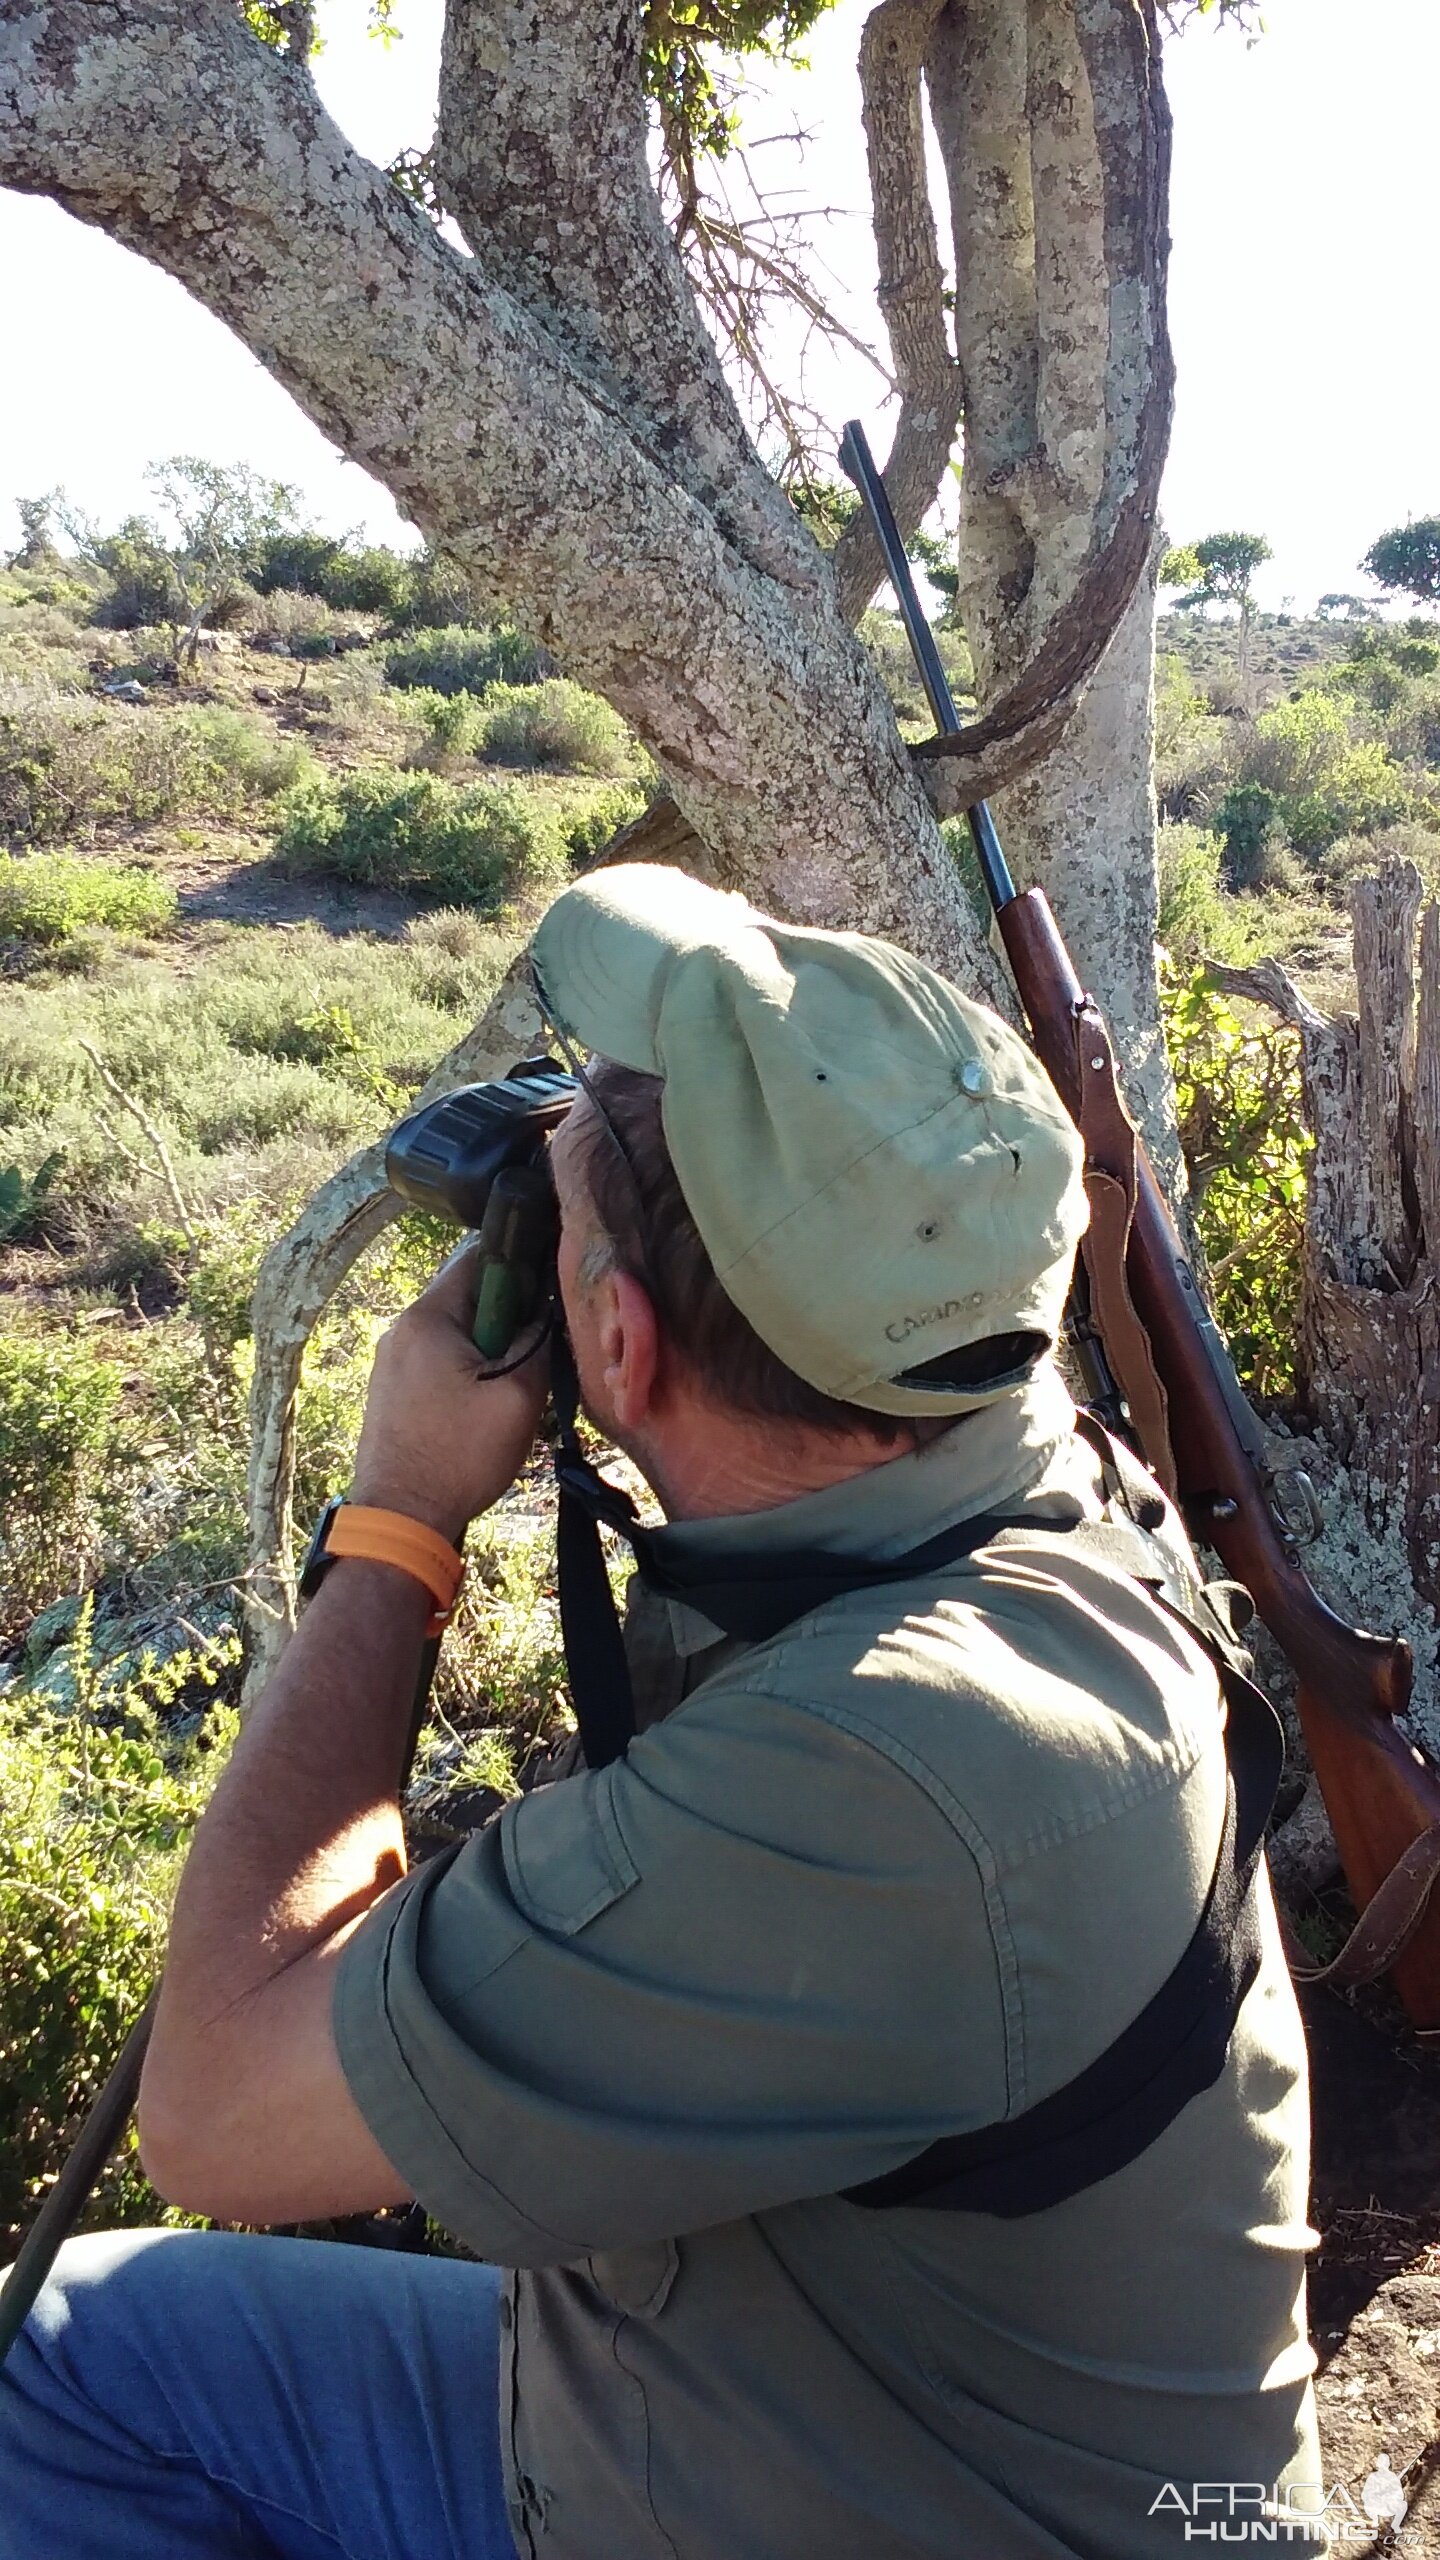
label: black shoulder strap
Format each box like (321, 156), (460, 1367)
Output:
(547, 1383), (1285, 2218)
(550, 1333), (644, 1771)
(550, 1336), (1081, 1757)
(842, 1649), (1282, 2216)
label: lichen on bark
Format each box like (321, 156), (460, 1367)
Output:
(0, 0), (1177, 1673)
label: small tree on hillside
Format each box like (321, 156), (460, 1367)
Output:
(1363, 517), (1440, 613)
(1317, 592), (1380, 623)
(1168, 530), (1272, 693)
(8, 495), (61, 570)
(144, 457), (304, 661)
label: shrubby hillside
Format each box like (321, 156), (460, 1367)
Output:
(1153, 608), (1440, 986)
(3, 505), (1439, 2241)
(0, 522), (629, 2240)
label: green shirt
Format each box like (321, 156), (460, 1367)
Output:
(335, 1365), (1323, 2559)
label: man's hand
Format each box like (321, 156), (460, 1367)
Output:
(351, 1241), (551, 1544)
(140, 1244), (552, 2224)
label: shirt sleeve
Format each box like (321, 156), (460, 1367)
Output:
(333, 1676), (1010, 2264)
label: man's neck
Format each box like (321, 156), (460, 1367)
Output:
(635, 1402), (916, 1524)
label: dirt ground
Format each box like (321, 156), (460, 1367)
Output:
(1304, 1985), (1440, 2544)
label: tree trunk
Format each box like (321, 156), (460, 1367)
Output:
(924, 0), (1176, 1173)
(996, 558), (1183, 1193)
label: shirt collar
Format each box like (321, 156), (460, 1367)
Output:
(644, 1359), (1078, 1636)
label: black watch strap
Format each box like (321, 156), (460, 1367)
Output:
(299, 1496), (345, 1602)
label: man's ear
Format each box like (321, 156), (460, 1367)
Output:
(600, 1265), (663, 1435)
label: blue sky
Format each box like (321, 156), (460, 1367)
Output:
(2, 0), (1435, 612)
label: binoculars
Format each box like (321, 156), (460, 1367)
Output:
(385, 1060), (576, 1356)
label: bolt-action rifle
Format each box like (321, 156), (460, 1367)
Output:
(840, 418), (1440, 2028)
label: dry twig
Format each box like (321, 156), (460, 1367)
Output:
(77, 1038), (198, 1249)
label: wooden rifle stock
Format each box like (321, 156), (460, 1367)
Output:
(1000, 884), (1440, 2027)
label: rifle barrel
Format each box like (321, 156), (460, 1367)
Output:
(837, 420), (1017, 914)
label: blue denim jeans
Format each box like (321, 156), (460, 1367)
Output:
(0, 2228), (520, 2559)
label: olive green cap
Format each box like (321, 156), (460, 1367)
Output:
(531, 864), (1086, 1416)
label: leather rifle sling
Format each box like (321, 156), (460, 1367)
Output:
(1281, 1823), (1440, 1999)
(1071, 999), (1178, 1499)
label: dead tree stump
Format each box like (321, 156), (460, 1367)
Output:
(1296, 867), (1440, 1618)
(1211, 860), (1440, 1762)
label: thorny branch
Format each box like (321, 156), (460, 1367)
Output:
(656, 98), (894, 489)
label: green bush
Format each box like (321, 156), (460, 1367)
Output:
(1211, 782), (1287, 890)
(1317, 819), (1440, 902)
(180, 704), (315, 801)
(1157, 824), (1260, 966)
(1221, 688), (1419, 865)
(0, 852), (177, 944)
(383, 624), (543, 698)
(114, 522), (418, 627)
(187, 1054), (374, 1154)
(401, 906), (512, 1011)
(0, 1337), (128, 1631)
(0, 604), (92, 678)
(322, 545), (415, 619)
(397, 553), (481, 631)
(0, 687), (314, 847)
(90, 524), (179, 630)
(1154, 657), (1234, 824)
(402, 686), (487, 762)
(1165, 972), (1310, 1402)
(275, 765), (564, 906)
(479, 679), (636, 777)
(242, 589), (358, 654)
(0, 924), (508, 1238)
(0, 565), (95, 617)
(252, 529), (346, 596)
(0, 1610), (237, 2248)
(559, 784), (648, 866)
(1283, 739), (1415, 856)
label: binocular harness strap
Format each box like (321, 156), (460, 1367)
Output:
(543, 1377), (1285, 2217)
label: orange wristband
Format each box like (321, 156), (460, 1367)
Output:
(323, 1505), (465, 1638)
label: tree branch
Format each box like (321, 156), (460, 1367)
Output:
(831, 0), (963, 625)
(244, 951), (548, 1689)
(909, 0), (1173, 813)
(435, 0), (814, 592)
(3, 0), (987, 943)
(1204, 958), (1331, 1038)
(78, 1037), (197, 1248)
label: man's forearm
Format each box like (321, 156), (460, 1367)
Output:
(135, 1247), (548, 2219)
(140, 1559), (429, 2185)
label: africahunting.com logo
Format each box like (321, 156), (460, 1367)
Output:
(1151, 2458), (1413, 2542)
